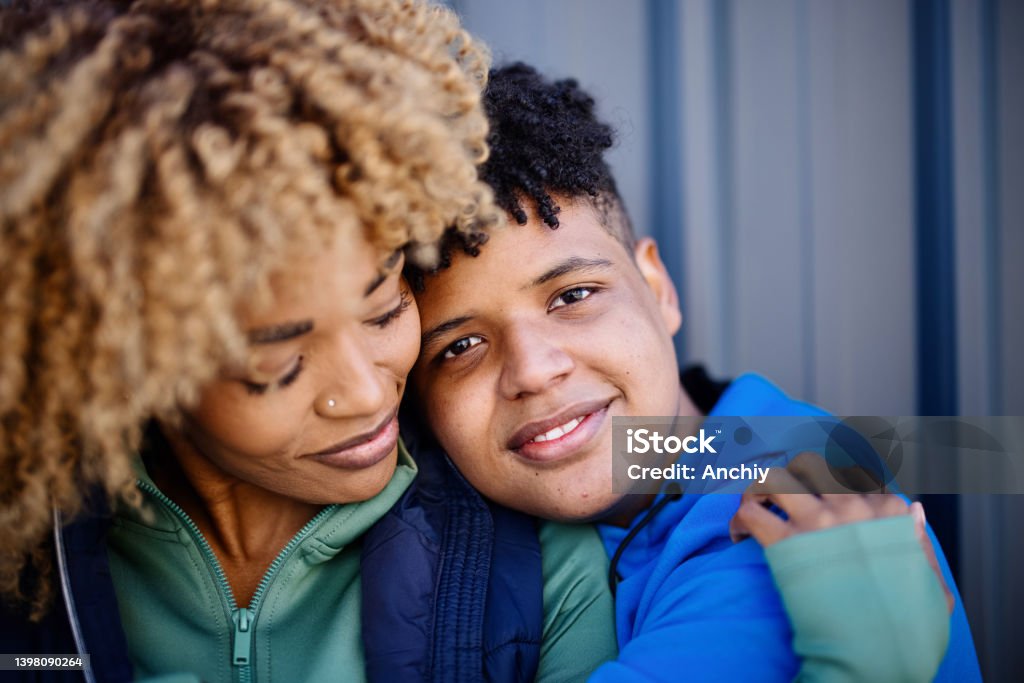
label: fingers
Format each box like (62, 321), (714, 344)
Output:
(732, 452), (928, 560)
(747, 467), (823, 521)
(822, 491), (908, 521)
(768, 452), (902, 520)
(733, 469), (825, 546)
(730, 496), (792, 546)
(874, 494), (910, 516)
(787, 451), (840, 492)
(787, 450), (885, 495)
(911, 501), (926, 534)
(911, 502), (955, 614)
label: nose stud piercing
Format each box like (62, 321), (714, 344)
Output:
(327, 399), (336, 408)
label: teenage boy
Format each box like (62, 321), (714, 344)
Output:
(409, 63), (981, 681)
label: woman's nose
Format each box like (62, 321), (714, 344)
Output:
(314, 337), (387, 419)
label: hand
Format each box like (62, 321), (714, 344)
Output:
(729, 451), (954, 613)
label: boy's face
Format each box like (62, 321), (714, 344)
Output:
(412, 197), (685, 521)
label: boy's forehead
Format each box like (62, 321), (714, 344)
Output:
(459, 203), (621, 274)
(416, 203), (631, 318)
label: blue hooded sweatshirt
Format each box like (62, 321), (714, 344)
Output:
(590, 373), (981, 682)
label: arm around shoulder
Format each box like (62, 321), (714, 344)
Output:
(535, 521), (618, 683)
(765, 516), (950, 683)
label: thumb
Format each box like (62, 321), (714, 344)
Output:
(911, 502), (955, 614)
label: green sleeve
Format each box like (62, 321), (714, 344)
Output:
(535, 521), (618, 683)
(764, 516), (950, 683)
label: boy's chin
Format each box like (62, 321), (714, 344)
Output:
(538, 491), (645, 526)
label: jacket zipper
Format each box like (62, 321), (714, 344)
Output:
(136, 479), (336, 683)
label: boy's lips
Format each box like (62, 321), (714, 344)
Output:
(303, 412), (399, 470)
(507, 399), (612, 463)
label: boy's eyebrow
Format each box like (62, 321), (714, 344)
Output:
(528, 257), (614, 289)
(364, 250), (404, 297)
(248, 320), (314, 344)
(421, 315), (473, 352)
(419, 257), (613, 354)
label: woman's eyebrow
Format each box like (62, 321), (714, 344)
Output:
(529, 257), (613, 288)
(364, 250), (404, 297)
(248, 320), (314, 344)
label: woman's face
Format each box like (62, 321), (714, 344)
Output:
(178, 233), (419, 505)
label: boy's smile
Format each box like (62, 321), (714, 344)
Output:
(506, 397), (611, 463)
(412, 196), (697, 522)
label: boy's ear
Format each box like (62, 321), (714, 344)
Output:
(633, 237), (682, 335)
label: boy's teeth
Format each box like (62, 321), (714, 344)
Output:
(530, 416), (583, 444)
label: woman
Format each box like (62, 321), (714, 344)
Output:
(0, 1), (617, 681)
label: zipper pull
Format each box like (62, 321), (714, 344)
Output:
(233, 607), (253, 666)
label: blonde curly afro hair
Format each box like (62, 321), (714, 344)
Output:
(0, 0), (498, 617)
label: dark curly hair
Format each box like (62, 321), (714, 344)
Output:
(481, 62), (634, 243)
(408, 62), (635, 288)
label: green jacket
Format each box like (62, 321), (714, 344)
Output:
(107, 444), (617, 682)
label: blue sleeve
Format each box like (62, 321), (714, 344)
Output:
(884, 494), (982, 682)
(589, 493), (980, 683)
(590, 529), (800, 682)
(926, 522), (983, 682)
(588, 520), (978, 683)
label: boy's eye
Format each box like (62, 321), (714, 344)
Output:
(442, 335), (483, 360)
(242, 356), (304, 395)
(549, 286), (594, 311)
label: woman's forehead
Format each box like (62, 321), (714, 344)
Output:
(248, 235), (399, 323)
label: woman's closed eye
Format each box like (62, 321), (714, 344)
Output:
(242, 356), (305, 395)
(549, 285), (597, 311)
(442, 335), (483, 360)
(367, 290), (412, 329)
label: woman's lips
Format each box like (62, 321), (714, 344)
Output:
(512, 403), (610, 464)
(304, 415), (399, 470)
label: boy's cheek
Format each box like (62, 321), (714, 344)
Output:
(423, 387), (480, 450)
(412, 369), (444, 411)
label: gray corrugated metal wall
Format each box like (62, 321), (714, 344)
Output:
(450, 1), (1022, 680)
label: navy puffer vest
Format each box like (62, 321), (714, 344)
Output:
(360, 417), (544, 682)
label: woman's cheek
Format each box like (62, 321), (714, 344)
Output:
(181, 393), (300, 474)
(394, 301), (422, 379)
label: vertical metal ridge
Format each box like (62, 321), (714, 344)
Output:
(912, 0), (960, 579)
(646, 0), (687, 362)
(981, 0), (1003, 415)
(796, 0), (817, 403)
(712, 0), (736, 372)
(913, 0), (959, 417)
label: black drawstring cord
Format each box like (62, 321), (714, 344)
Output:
(608, 483), (683, 598)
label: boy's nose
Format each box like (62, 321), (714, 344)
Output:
(498, 325), (575, 400)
